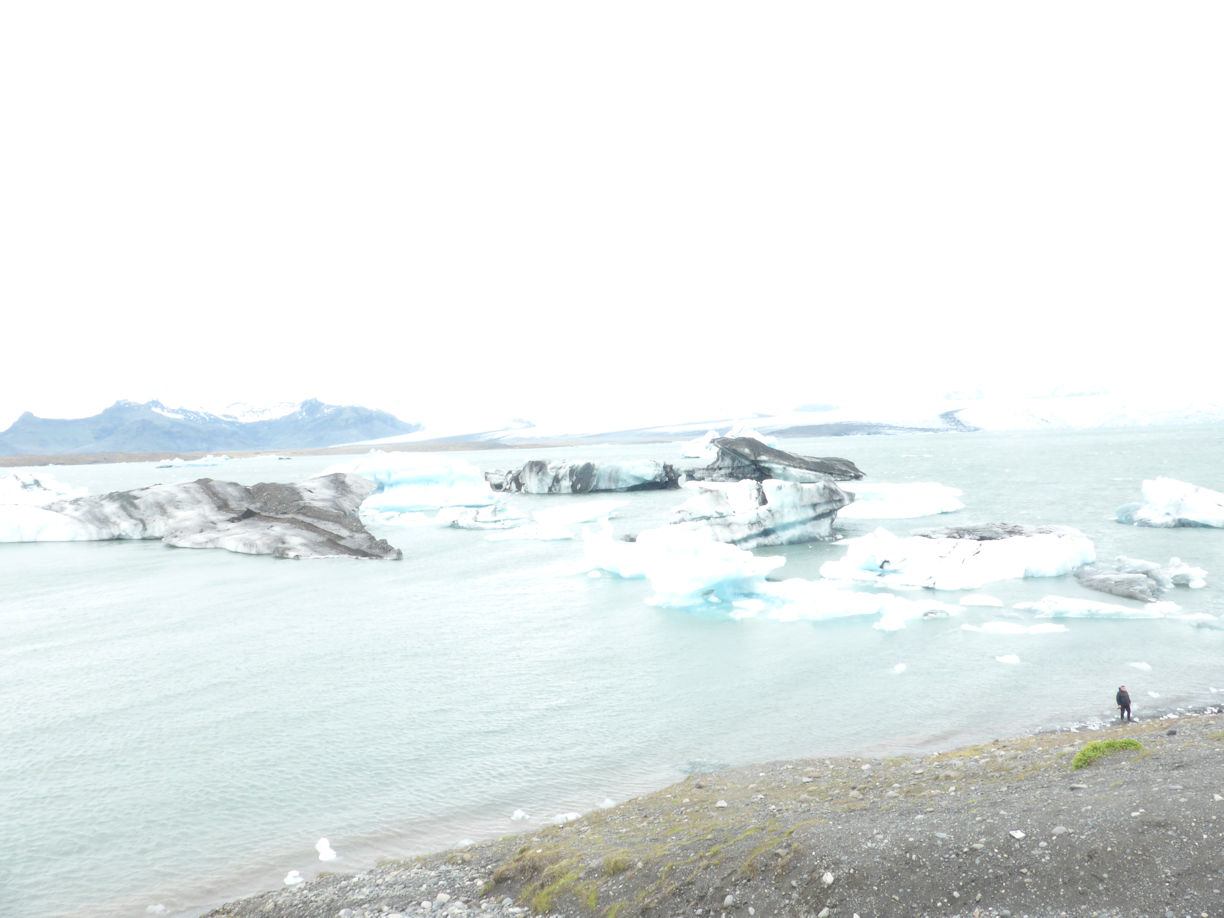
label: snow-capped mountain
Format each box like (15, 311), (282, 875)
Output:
(0, 399), (421, 456)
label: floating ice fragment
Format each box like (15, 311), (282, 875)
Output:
(326, 451), (496, 517)
(995, 654), (1021, 665)
(1014, 596), (1180, 620)
(599, 798), (616, 808)
(964, 621), (1069, 636)
(1129, 661), (1152, 671)
(553, 812), (581, 824)
(821, 525), (1095, 590)
(511, 809), (529, 821)
(1115, 478), (1224, 528)
(892, 663), (907, 674)
(146, 906), (168, 915)
(1147, 691), (1160, 698)
(283, 870), (303, 885)
(315, 837), (337, 861)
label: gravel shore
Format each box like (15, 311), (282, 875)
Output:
(205, 711), (1224, 918)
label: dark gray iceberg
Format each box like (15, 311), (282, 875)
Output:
(487, 459), (681, 494)
(685, 437), (864, 483)
(5, 473), (402, 560)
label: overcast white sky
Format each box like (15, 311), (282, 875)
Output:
(2, 2), (1221, 432)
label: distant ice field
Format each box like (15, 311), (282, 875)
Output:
(2, 425), (1224, 918)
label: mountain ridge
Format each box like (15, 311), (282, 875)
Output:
(0, 399), (421, 457)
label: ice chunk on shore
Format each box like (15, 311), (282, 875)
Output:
(838, 482), (965, 520)
(327, 451), (495, 516)
(315, 838), (337, 861)
(283, 870), (303, 885)
(1116, 477), (1224, 528)
(820, 526), (1095, 590)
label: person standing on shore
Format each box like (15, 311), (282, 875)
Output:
(1116, 685), (1132, 722)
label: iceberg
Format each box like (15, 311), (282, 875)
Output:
(1115, 477), (1224, 528)
(488, 459), (679, 494)
(820, 524), (1096, 590)
(667, 478), (851, 549)
(584, 524), (786, 607)
(1075, 556), (1207, 601)
(0, 473), (402, 560)
(685, 436), (864, 483)
(0, 470), (87, 506)
(584, 523), (958, 627)
(838, 482), (965, 520)
(326, 451), (496, 518)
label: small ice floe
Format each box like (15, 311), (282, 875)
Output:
(315, 837), (337, 861)
(283, 870), (304, 885)
(995, 654), (1021, 665)
(146, 906), (168, 915)
(553, 812), (581, 824)
(1129, 661), (1153, 671)
(1147, 691), (1160, 698)
(963, 621), (1068, 636)
(511, 809), (529, 821)
(892, 663), (908, 674)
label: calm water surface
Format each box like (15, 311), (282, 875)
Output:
(3, 427), (1223, 918)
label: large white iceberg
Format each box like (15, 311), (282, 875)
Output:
(820, 525), (1096, 591)
(667, 478), (849, 548)
(1115, 477), (1224, 528)
(838, 482), (965, 520)
(326, 451), (496, 518)
(582, 523), (960, 628)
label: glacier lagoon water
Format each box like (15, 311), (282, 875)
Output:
(4, 426), (1224, 918)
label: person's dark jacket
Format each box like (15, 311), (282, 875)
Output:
(1116, 688), (1131, 707)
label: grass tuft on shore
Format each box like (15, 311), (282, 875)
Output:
(1070, 738), (1144, 770)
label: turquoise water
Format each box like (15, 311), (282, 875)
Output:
(3, 427), (1223, 918)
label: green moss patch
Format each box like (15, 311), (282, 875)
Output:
(1071, 738), (1144, 770)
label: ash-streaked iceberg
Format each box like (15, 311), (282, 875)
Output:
(0, 473), (402, 559)
(838, 482), (965, 520)
(487, 459), (679, 494)
(820, 524), (1095, 590)
(1115, 477), (1224, 528)
(685, 436), (863, 483)
(667, 478), (851, 548)
(326, 451), (496, 519)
